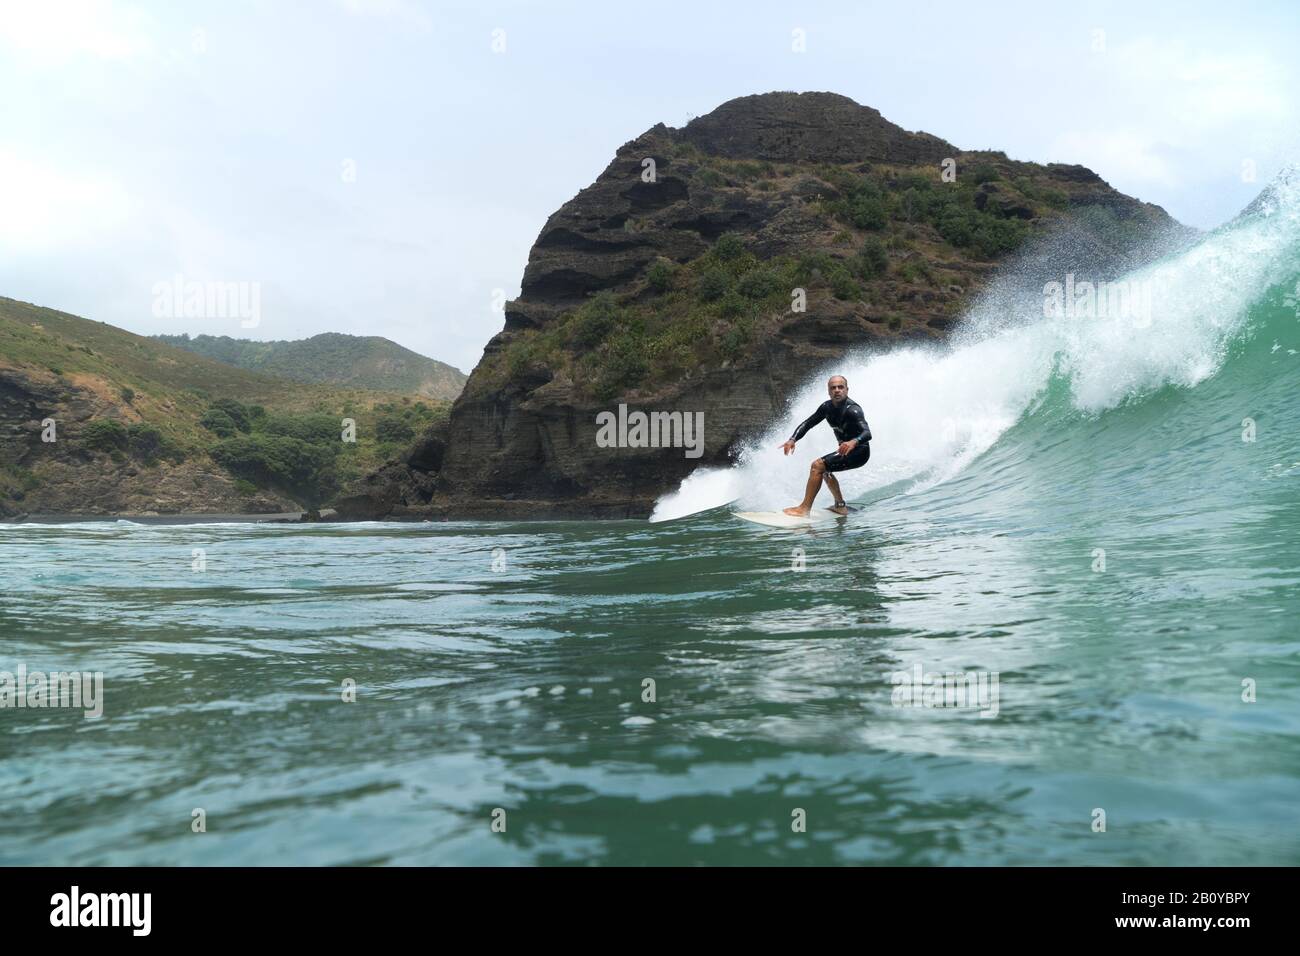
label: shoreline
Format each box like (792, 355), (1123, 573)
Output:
(4, 511), (311, 525)
(2, 497), (659, 525)
(1, 507), (656, 525)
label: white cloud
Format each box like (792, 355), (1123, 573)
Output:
(1049, 39), (1295, 192)
(1113, 39), (1292, 130)
(0, 0), (153, 64)
(1047, 129), (1179, 187)
(0, 147), (131, 251)
(333, 0), (432, 31)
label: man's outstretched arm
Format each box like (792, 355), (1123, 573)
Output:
(788, 404), (827, 443)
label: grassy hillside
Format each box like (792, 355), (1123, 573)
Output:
(153, 331), (466, 400)
(0, 296), (448, 513)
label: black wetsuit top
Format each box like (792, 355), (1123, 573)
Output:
(790, 398), (872, 446)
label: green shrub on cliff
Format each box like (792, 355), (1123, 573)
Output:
(569, 292), (622, 347)
(897, 259), (935, 284)
(937, 208), (975, 246)
(591, 330), (650, 402)
(736, 266), (781, 299)
(855, 237), (888, 279)
(882, 176), (1032, 259)
(713, 233), (746, 261)
(895, 187), (928, 223)
(372, 400), (445, 430)
(1042, 187), (1069, 209)
(210, 434), (339, 508)
(609, 334), (649, 382)
(794, 251), (836, 284)
(718, 290), (748, 317)
(971, 216), (1028, 257)
(848, 193), (888, 230)
(719, 320), (752, 358)
(211, 397), (253, 433)
(504, 336), (541, 376)
(262, 412), (339, 445)
(831, 271), (860, 300)
(200, 407), (239, 438)
(83, 419), (128, 452)
(697, 268), (731, 302)
(646, 260), (675, 293)
(896, 171), (937, 191)
(374, 414), (416, 445)
(126, 423), (184, 464)
(126, 423), (162, 460)
(826, 176), (891, 230)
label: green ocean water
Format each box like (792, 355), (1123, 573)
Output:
(2, 180), (1299, 866)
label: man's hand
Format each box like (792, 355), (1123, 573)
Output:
(838, 439), (857, 456)
(781, 440), (796, 456)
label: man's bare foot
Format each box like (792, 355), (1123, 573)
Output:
(828, 502), (849, 516)
(782, 505), (811, 517)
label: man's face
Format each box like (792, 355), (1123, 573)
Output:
(828, 378), (848, 402)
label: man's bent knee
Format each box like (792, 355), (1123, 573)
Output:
(811, 459), (826, 474)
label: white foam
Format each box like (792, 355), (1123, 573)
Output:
(648, 467), (741, 522)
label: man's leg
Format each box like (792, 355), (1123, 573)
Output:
(784, 458), (827, 516)
(824, 472), (847, 514)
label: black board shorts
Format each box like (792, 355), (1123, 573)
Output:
(820, 442), (871, 473)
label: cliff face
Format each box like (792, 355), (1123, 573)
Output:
(341, 91), (1193, 520)
(0, 364), (297, 517)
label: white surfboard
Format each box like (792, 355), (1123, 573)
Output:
(732, 509), (844, 528)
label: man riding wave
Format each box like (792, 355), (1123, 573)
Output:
(780, 374), (872, 517)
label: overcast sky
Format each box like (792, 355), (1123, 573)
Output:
(2, 0), (1296, 373)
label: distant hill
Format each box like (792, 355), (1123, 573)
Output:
(152, 332), (466, 400)
(0, 296), (449, 517)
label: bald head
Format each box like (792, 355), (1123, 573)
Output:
(827, 375), (848, 402)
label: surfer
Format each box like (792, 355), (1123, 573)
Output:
(780, 375), (871, 517)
